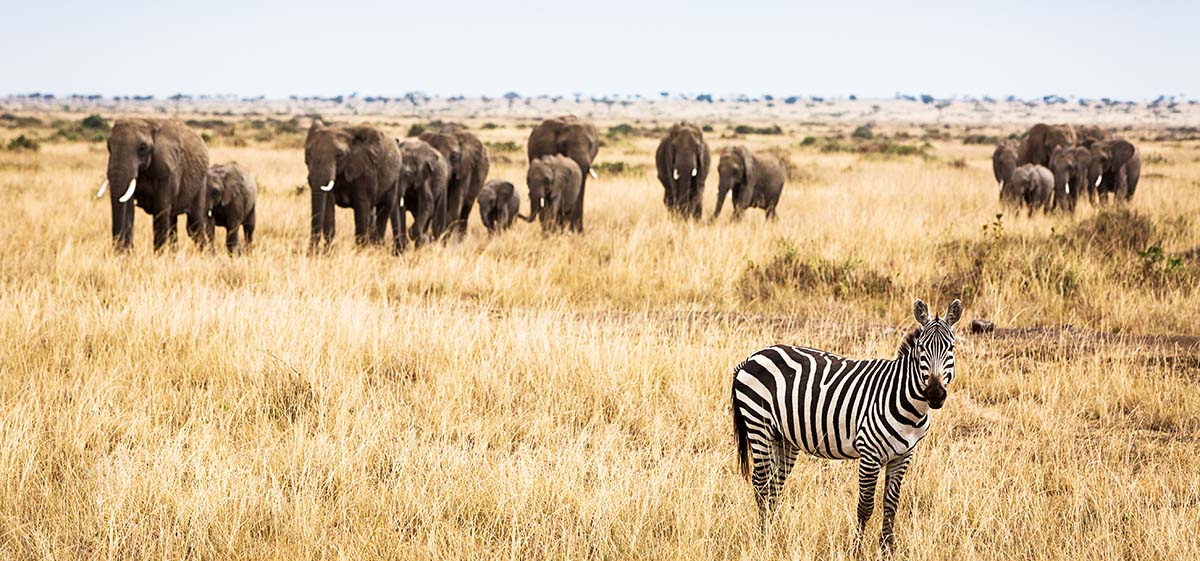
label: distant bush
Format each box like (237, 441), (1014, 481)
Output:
(481, 122), (500, 130)
(5, 134), (39, 151)
(50, 118), (107, 143)
(702, 124), (714, 132)
(799, 136), (817, 146)
(80, 114), (109, 130)
(962, 134), (1003, 145)
(733, 124), (783, 135)
(607, 123), (636, 138)
(740, 239), (893, 301)
(407, 120), (454, 137)
(406, 123), (426, 137)
(819, 138), (930, 157)
(0, 113), (44, 128)
(484, 141), (521, 153)
(592, 161), (648, 176)
(851, 125), (874, 140)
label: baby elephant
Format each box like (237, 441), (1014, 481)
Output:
(1001, 163), (1053, 216)
(205, 162), (257, 252)
(477, 179), (521, 234)
(713, 146), (787, 221)
(525, 155), (582, 233)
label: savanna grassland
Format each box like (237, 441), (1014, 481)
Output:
(0, 105), (1199, 560)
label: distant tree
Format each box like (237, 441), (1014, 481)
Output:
(919, 94), (934, 104)
(504, 91), (520, 109)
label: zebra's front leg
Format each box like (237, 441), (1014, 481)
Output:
(854, 456), (882, 549)
(879, 453), (914, 555)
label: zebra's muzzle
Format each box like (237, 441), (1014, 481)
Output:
(925, 382), (947, 409)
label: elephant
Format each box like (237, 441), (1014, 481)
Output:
(418, 124), (489, 239)
(477, 179), (521, 234)
(524, 155), (581, 233)
(655, 122), (711, 219)
(527, 115), (599, 233)
(99, 119), (211, 251)
(1087, 139), (1141, 203)
(305, 120), (403, 253)
(1001, 164), (1054, 216)
(713, 145), (787, 221)
(992, 140), (1019, 188)
(1048, 145), (1093, 212)
(396, 139), (449, 249)
(1017, 123), (1076, 167)
(1075, 125), (1113, 146)
(204, 162), (257, 253)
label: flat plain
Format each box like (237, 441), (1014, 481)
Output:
(0, 99), (1198, 560)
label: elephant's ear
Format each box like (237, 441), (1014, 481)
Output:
(1108, 140), (1135, 168)
(221, 169), (240, 207)
(655, 137), (673, 184)
(309, 120), (325, 134)
(739, 147), (758, 189)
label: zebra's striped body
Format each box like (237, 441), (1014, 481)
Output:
(731, 299), (961, 553)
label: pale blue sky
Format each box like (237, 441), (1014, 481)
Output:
(2, 0), (1195, 100)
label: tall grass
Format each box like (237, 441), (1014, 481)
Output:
(0, 116), (1197, 560)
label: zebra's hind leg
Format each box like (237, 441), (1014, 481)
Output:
(767, 441), (799, 511)
(853, 456), (882, 551)
(747, 434), (779, 529)
(879, 452), (914, 556)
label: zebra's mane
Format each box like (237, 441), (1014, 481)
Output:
(895, 326), (923, 360)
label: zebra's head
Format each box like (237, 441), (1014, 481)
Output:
(912, 299), (963, 409)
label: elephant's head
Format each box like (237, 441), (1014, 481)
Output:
(1018, 123), (1076, 166)
(525, 156), (562, 228)
(1049, 146), (1087, 197)
(419, 130), (463, 171)
(669, 127), (705, 186)
(718, 146), (757, 195)
(103, 119), (157, 204)
(305, 120), (348, 192)
(1087, 139), (1136, 187)
(205, 164), (238, 209)
(1000, 165), (1031, 207)
(992, 140), (1018, 186)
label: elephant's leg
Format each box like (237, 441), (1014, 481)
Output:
(152, 207), (172, 251)
(243, 207), (255, 247)
(433, 193), (448, 243)
(445, 177), (467, 240)
(371, 205), (389, 244)
(573, 173), (587, 233)
(352, 198), (373, 246)
(389, 202), (405, 255)
(225, 225), (240, 254)
(186, 211), (208, 250)
(765, 203), (779, 221)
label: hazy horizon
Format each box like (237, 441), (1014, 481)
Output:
(3, 0), (1196, 101)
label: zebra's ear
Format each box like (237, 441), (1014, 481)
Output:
(913, 300), (930, 326)
(945, 299), (963, 327)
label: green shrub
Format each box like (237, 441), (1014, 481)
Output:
(606, 123), (636, 138)
(5, 134), (39, 151)
(592, 161), (647, 176)
(851, 125), (874, 140)
(80, 114), (109, 130)
(0, 114), (44, 128)
(481, 122), (500, 130)
(800, 136), (817, 146)
(733, 124), (783, 135)
(406, 123), (425, 137)
(740, 239), (893, 301)
(484, 141), (522, 153)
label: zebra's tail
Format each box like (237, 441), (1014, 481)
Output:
(731, 363), (751, 480)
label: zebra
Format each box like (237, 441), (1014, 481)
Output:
(730, 299), (962, 553)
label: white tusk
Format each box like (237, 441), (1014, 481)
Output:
(118, 178), (137, 203)
(320, 179), (335, 192)
(691, 167), (698, 177)
(96, 180), (109, 198)
(399, 198), (404, 208)
(1094, 176), (1102, 187)
(1065, 182), (1071, 195)
(999, 180), (1004, 190)
(589, 168), (598, 179)
(672, 169), (680, 180)
(539, 197), (544, 207)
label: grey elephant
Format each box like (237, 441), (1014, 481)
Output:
(419, 124), (489, 239)
(1048, 145), (1093, 212)
(1001, 164), (1054, 215)
(204, 162), (257, 252)
(305, 121), (403, 253)
(1017, 123), (1076, 167)
(527, 115), (599, 233)
(1075, 125), (1113, 146)
(1087, 139), (1141, 203)
(713, 145), (786, 221)
(396, 139), (449, 249)
(524, 155), (581, 233)
(477, 179), (520, 234)
(100, 119), (211, 251)
(992, 140), (1018, 188)
(656, 122), (711, 219)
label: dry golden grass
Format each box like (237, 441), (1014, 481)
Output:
(0, 113), (1198, 560)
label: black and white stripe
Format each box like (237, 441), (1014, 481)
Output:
(731, 299), (962, 552)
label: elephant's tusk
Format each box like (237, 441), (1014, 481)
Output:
(1065, 182), (1071, 195)
(118, 178), (137, 203)
(96, 180), (109, 198)
(1094, 176), (1102, 187)
(999, 180), (1004, 190)
(589, 168), (598, 179)
(320, 179), (335, 192)
(539, 197), (544, 207)
(691, 167), (698, 177)
(672, 169), (680, 180)
(399, 198), (404, 208)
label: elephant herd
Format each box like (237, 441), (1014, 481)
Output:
(99, 116), (788, 253)
(992, 123), (1141, 215)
